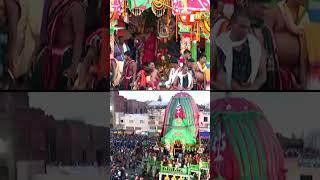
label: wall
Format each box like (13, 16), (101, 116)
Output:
(285, 158), (320, 180)
(121, 114), (150, 133)
(199, 111), (210, 129)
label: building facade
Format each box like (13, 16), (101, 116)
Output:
(0, 93), (108, 180)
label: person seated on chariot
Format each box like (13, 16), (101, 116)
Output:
(145, 61), (160, 90)
(179, 49), (192, 67)
(165, 59), (182, 89)
(173, 64), (193, 90)
(133, 66), (149, 90)
(195, 54), (210, 90)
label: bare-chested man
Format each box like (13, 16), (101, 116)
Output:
(195, 54), (210, 90)
(32, 0), (86, 90)
(73, 28), (108, 90)
(146, 62), (160, 90)
(121, 51), (137, 90)
(265, 0), (309, 89)
(0, 0), (20, 89)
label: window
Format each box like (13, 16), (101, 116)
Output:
(140, 120), (144, 124)
(129, 120), (134, 123)
(300, 175), (312, 180)
(204, 117), (208, 122)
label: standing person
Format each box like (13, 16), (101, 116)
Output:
(0, 0), (20, 89)
(265, 0), (309, 89)
(134, 33), (143, 70)
(142, 26), (157, 67)
(246, 0), (281, 90)
(114, 35), (129, 62)
(146, 62), (159, 90)
(31, 0), (86, 90)
(12, 0), (45, 88)
(121, 51), (137, 90)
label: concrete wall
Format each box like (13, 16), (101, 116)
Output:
(0, 114), (15, 180)
(31, 166), (108, 180)
(16, 161), (44, 180)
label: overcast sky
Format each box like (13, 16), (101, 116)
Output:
(29, 93), (109, 127)
(212, 92), (320, 137)
(118, 91), (210, 105)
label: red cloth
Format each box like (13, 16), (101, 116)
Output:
(138, 70), (147, 87)
(279, 69), (299, 90)
(142, 33), (157, 65)
(122, 60), (135, 89)
(174, 103), (185, 119)
(117, 17), (125, 36)
(42, 0), (80, 90)
(147, 79), (159, 90)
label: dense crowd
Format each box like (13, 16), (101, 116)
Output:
(110, 133), (157, 179)
(110, 132), (210, 180)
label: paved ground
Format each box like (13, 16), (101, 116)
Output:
(31, 166), (109, 180)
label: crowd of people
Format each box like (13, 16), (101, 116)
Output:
(0, 0), (108, 90)
(110, 16), (210, 91)
(110, 132), (210, 180)
(160, 144), (210, 180)
(212, 0), (319, 90)
(111, 133), (157, 179)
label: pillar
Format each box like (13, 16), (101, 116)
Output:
(110, 21), (115, 55)
(205, 39), (210, 65)
(191, 41), (197, 62)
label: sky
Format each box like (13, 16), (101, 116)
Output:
(212, 92), (319, 137)
(29, 93), (109, 127)
(118, 91), (210, 105)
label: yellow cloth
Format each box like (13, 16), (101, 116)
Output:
(112, 59), (123, 86)
(304, 23), (320, 64)
(197, 62), (210, 82)
(14, 0), (44, 78)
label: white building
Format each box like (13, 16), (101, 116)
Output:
(148, 108), (165, 133)
(199, 111), (210, 129)
(120, 114), (150, 134)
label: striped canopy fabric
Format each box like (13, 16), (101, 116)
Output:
(210, 97), (286, 180)
(172, 0), (210, 15)
(161, 92), (200, 144)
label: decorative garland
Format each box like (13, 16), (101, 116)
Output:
(130, 7), (144, 16)
(152, 0), (167, 17)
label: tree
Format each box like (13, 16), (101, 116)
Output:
(158, 95), (162, 102)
